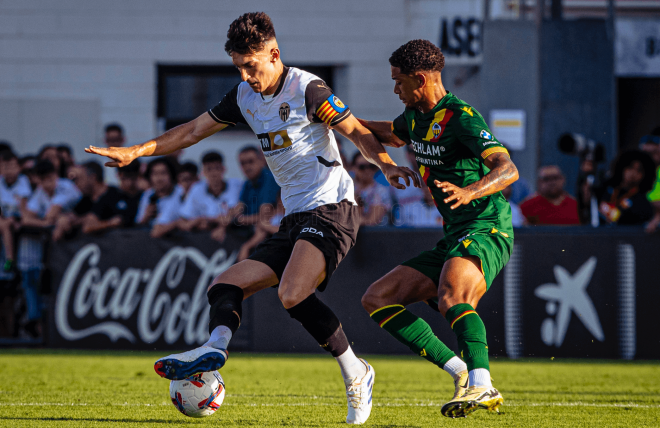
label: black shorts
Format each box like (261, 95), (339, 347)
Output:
(248, 200), (359, 291)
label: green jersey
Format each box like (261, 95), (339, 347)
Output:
(392, 92), (513, 237)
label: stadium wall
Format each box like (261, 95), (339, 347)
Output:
(44, 228), (660, 360)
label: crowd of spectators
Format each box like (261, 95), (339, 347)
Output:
(1, 123), (659, 340)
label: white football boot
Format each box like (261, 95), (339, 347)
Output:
(154, 346), (227, 380)
(345, 359), (375, 424)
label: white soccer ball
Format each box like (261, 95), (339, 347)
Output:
(169, 371), (226, 418)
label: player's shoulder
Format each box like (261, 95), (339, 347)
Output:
(444, 94), (481, 119)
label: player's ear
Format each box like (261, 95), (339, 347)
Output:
(415, 73), (427, 89)
(270, 47), (280, 63)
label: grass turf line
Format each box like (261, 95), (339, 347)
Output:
(0, 350), (658, 427)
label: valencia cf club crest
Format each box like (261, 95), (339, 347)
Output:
(432, 122), (442, 137)
(279, 102), (290, 122)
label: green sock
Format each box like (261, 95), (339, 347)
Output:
(445, 303), (489, 371)
(370, 305), (456, 369)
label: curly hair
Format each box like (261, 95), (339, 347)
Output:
(608, 149), (657, 193)
(389, 39), (445, 74)
(225, 12), (276, 55)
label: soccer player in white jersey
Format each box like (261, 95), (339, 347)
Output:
(86, 12), (419, 425)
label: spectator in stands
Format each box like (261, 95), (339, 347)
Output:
(135, 157), (182, 238)
(237, 195), (285, 262)
(0, 151), (32, 271)
(353, 152), (392, 226)
(117, 160), (143, 228)
(177, 162), (199, 198)
(52, 161), (129, 240)
(597, 150), (655, 226)
(38, 145), (66, 178)
(22, 160), (82, 228)
(56, 144), (75, 172)
(505, 149), (532, 205)
(19, 156), (38, 190)
(104, 123), (126, 147)
(20, 160), (81, 338)
(520, 165), (580, 225)
(179, 152), (243, 241)
(104, 123), (127, 186)
(237, 146), (279, 224)
(391, 145), (441, 227)
(502, 184), (525, 227)
(639, 129), (660, 233)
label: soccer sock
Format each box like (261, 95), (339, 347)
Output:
(286, 293), (366, 381)
(445, 303), (491, 386)
(370, 305), (458, 375)
(443, 356), (468, 379)
(335, 347), (367, 381)
(207, 283), (244, 335)
(204, 325), (232, 350)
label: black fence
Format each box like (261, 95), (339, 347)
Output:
(42, 227), (660, 359)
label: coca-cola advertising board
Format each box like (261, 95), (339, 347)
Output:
(48, 230), (244, 350)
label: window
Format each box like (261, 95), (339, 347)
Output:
(157, 65), (335, 130)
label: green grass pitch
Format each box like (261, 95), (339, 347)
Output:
(0, 350), (659, 427)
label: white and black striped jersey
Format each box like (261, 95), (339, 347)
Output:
(208, 66), (356, 215)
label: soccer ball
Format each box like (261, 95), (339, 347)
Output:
(169, 371), (225, 418)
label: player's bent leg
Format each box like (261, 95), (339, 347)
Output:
(363, 265), (468, 397)
(280, 240), (373, 425)
(438, 256), (502, 418)
(154, 260), (278, 380)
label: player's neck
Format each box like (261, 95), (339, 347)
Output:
(417, 84), (447, 114)
(262, 62), (285, 96)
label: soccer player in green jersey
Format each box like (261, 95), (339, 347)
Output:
(359, 39), (519, 418)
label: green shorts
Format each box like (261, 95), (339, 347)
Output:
(401, 227), (513, 290)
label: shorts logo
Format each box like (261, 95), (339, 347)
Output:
(480, 130), (492, 140)
(301, 227), (324, 237)
(279, 102), (290, 122)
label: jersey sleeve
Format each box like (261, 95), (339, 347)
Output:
(392, 113), (412, 145)
(208, 84), (247, 126)
(455, 108), (509, 160)
(305, 80), (351, 126)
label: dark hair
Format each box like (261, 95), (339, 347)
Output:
(202, 151), (224, 165)
(239, 145), (260, 156)
(104, 123), (124, 135)
(118, 159), (141, 177)
(389, 39), (445, 74)
(35, 160), (56, 178)
(609, 150), (656, 193)
(38, 144), (57, 159)
(146, 157), (177, 183)
(56, 144), (73, 155)
(1, 151), (17, 162)
(179, 161), (198, 175)
(225, 12), (276, 55)
(19, 155), (36, 167)
(82, 161), (104, 183)
(0, 140), (13, 154)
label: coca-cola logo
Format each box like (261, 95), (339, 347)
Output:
(55, 244), (236, 345)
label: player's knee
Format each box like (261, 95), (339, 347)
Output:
(278, 286), (306, 310)
(361, 280), (390, 314)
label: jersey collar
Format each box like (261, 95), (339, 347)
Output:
(260, 66), (289, 101)
(417, 92), (455, 118)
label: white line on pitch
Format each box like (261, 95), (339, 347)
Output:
(1, 401), (659, 409)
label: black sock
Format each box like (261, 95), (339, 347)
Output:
(286, 293), (350, 357)
(207, 283), (244, 335)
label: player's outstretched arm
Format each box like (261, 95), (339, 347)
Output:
(355, 119), (407, 148)
(435, 152), (519, 210)
(333, 115), (420, 189)
(85, 113), (228, 167)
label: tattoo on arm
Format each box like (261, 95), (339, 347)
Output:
(465, 153), (519, 200)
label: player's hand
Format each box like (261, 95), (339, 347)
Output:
(381, 164), (421, 190)
(434, 180), (474, 209)
(84, 145), (136, 167)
